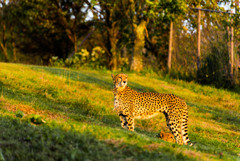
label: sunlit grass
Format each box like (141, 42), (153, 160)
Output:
(0, 62), (239, 160)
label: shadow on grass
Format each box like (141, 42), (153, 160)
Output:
(31, 66), (160, 94)
(128, 82), (159, 93)
(31, 66), (113, 90)
(2, 85), (120, 128)
(190, 132), (239, 158)
(0, 116), (196, 161)
(188, 102), (240, 131)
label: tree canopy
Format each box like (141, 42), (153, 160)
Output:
(0, 0), (239, 87)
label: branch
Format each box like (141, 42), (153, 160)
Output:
(68, 27), (95, 58)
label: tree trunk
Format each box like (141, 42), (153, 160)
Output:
(197, 8), (201, 72)
(230, 18), (234, 78)
(73, 34), (77, 54)
(129, 0), (146, 72)
(0, 42), (8, 62)
(235, 0), (239, 84)
(103, 4), (119, 71)
(108, 22), (119, 71)
(11, 31), (17, 62)
(130, 20), (146, 72)
(12, 41), (17, 62)
(0, 19), (8, 62)
(55, 4), (77, 57)
(168, 21), (173, 73)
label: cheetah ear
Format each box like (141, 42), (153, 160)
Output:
(111, 74), (114, 79)
(160, 131), (164, 138)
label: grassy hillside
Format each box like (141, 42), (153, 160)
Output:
(0, 62), (239, 161)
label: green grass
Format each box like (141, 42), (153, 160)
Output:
(0, 62), (239, 161)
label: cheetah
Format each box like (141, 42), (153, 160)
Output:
(112, 73), (192, 145)
(157, 131), (175, 143)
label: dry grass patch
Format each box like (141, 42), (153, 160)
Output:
(0, 97), (68, 121)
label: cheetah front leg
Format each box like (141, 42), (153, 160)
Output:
(126, 115), (135, 131)
(119, 114), (128, 129)
(119, 114), (135, 131)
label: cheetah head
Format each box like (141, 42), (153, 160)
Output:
(111, 73), (128, 89)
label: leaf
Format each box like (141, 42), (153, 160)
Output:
(0, 149), (5, 161)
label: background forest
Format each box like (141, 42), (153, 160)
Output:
(0, 0), (240, 88)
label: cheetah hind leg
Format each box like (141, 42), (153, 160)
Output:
(181, 111), (193, 146)
(167, 118), (184, 145)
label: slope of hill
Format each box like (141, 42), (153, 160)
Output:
(0, 63), (239, 161)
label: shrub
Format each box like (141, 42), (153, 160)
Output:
(49, 47), (107, 69)
(197, 46), (232, 88)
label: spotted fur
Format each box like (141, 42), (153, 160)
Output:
(158, 131), (175, 143)
(112, 73), (192, 145)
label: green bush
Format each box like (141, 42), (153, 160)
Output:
(197, 45), (232, 88)
(49, 47), (107, 69)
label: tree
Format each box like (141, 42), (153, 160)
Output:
(144, 0), (188, 71)
(7, 0), (90, 64)
(97, 0), (121, 70)
(0, 0), (9, 62)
